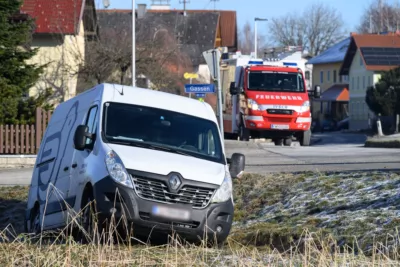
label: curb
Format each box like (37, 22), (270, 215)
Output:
(311, 137), (323, 145)
(364, 139), (400, 148)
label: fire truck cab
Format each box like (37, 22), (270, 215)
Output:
(226, 59), (321, 146)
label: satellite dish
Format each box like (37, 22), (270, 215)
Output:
(103, 0), (110, 8)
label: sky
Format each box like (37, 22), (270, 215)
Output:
(95, 0), (397, 35)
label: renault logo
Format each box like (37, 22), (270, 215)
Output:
(168, 175), (181, 190)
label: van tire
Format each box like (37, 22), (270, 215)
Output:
(273, 138), (283, 146)
(26, 203), (41, 236)
(77, 188), (99, 244)
(300, 130), (311, 146)
(284, 137), (292, 146)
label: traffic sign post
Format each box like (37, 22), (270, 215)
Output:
(183, 72), (199, 98)
(203, 49), (224, 140)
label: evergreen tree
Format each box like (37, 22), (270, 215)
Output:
(365, 67), (400, 117)
(0, 0), (51, 125)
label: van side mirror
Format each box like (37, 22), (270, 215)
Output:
(73, 125), (92, 151)
(227, 153), (245, 178)
(313, 85), (321, 99)
(229, 82), (240, 95)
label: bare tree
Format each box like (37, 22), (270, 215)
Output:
(268, 2), (346, 56)
(357, 0), (400, 33)
(71, 13), (192, 96)
(238, 21), (270, 55)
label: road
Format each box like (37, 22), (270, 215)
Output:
(224, 132), (400, 174)
(0, 132), (399, 186)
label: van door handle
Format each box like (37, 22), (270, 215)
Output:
(72, 163), (78, 168)
(64, 166), (69, 171)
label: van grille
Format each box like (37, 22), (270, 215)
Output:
(131, 176), (215, 209)
(267, 109), (293, 115)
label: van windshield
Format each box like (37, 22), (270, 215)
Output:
(102, 102), (224, 164)
(247, 71), (305, 92)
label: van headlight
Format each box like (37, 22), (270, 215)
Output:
(105, 150), (133, 188)
(299, 101), (310, 112)
(211, 170), (233, 203)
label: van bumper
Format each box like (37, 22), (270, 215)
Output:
(92, 176), (234, 243)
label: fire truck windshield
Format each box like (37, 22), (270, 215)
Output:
(247, 71), (305, 93)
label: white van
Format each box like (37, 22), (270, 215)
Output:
(24, 83), (245, 244)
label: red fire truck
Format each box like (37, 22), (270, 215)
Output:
(215, 57), (321, 146)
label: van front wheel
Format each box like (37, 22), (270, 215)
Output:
(77, 190), (99, 244)
(27, 204), (41, 236)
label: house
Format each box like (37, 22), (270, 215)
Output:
(339, 33), (400, 131)
(97, 3), (237, 85)
(19, 0), (98, 104)
(306, 37), (351, 126)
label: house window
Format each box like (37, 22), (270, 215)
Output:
(363, 76), (365, 90)
(333, 70), (337, 83)
(351, 77), (355, 90)
(339, 75), (342, 83)
(320, 71), (323, 83)
(327, 71), (330, 82)
(357, 76), (360, 90)
(305, 71), (310, 80)
(360, 56), (363, 66)
(368, 75), (371, 86)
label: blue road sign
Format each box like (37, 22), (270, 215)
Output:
(195, 93), (206, 98)
(184, 84), (215, 94)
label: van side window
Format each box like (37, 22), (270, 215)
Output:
(85, 106), (98, 145)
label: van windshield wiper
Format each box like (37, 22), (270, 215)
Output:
(143, 143), (194, 157)
(109, 138), (194, 157)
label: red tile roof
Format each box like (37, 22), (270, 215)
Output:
(20, 0), (85, 34)
(316, 84), (349, 102)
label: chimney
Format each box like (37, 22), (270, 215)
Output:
(137, 3), (147, 19)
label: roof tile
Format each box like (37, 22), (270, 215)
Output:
(20, 0), (84, 34)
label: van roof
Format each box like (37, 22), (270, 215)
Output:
(65, 83), (217, 123)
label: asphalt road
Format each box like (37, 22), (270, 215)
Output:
(0, 132), (399, 186)
(224, 132), (400, 174)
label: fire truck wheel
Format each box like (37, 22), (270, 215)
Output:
(284, 137), (292, 146)
(300, 130), (311, 146)
(239, 118), (250, 141)
(273, 138), (283, 146)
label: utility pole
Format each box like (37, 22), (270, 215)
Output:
(210, 0), (219, 10)
(132, 0), (136, 87)
(179, 0), (189, 13)
(104, 0), (135, 86)
(254, 17), (268, 58)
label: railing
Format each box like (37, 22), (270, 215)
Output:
(0, 108), (52, 155)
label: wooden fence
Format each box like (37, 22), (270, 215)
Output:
(0, 108), (52, 155)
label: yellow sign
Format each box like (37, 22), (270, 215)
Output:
(184, 72), (199, 79)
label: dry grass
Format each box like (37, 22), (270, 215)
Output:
(1, 172), (400, 266)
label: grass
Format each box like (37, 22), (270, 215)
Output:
(2, 171), (400, 266)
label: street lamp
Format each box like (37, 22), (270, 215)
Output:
(103, 0), (136, 87)
(254, 17), (268, 58)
